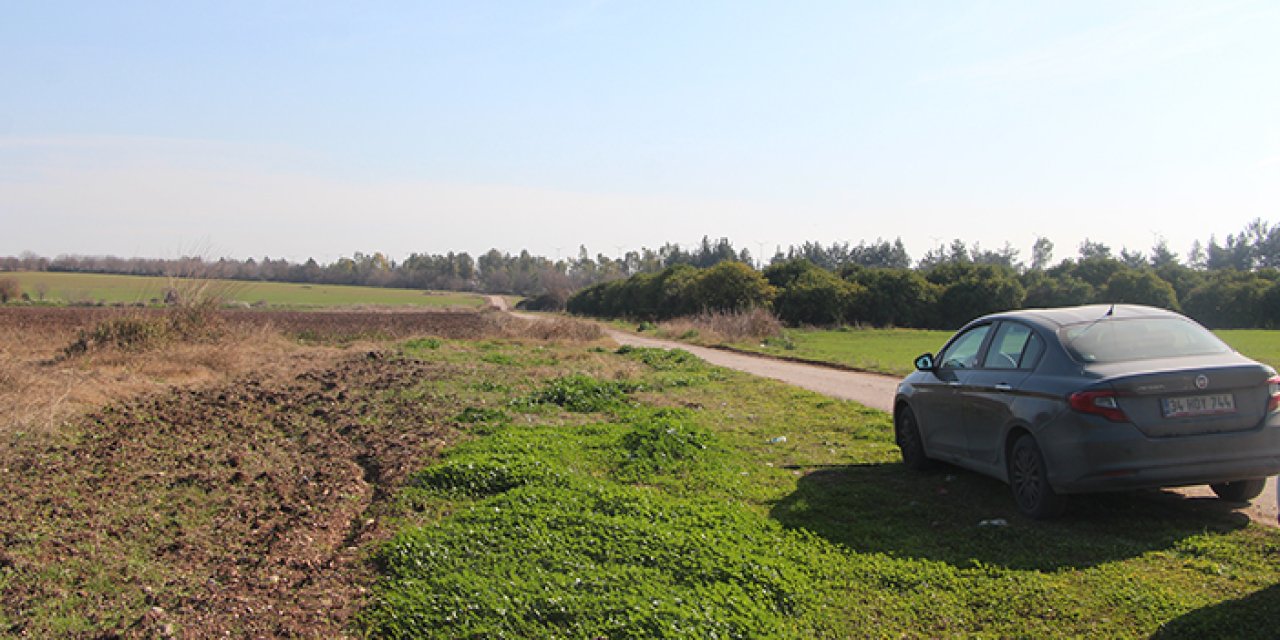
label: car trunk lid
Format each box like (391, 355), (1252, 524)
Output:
(1087, 357), (1274, 437)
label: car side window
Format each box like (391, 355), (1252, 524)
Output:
(984, 322), (1041, 370)
(939, 325), (991, 369)
(1018, 332), (1045, 369)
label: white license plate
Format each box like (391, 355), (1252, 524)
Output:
(1162, 393), (1236, 418)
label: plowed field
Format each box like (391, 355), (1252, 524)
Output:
(0, 306), (600, 637)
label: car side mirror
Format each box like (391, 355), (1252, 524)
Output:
(914, 353), (935, 371)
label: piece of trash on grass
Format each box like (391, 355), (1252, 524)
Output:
(978, 519), (1009, 527)
(768, 436), (788, 444)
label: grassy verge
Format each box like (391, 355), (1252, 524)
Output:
(725, 327), (1280, 375)
(4, 271), (485, 308)
(362, 341), (1280, 639)
(1217, 330), (1280, 371)
(722, 328), (949, 376)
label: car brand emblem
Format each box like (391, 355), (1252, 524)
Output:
(1195, 375), (1209, 390)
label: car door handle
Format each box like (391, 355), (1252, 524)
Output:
(948, 381), (961, 387)
(994, 383), (1013, 392)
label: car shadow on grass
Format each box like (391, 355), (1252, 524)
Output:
(769, 462), (1252, 571)
(1150, 583), (1280, 640)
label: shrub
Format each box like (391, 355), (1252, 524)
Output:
(1022, 272), (1095, 308)
(692, 261), (776, 313)
(62, 315), (169, 356)
(0, 277), (20, 303)
(925, 264), (1025, 329)
(516, 289), (570, 311)
(773, 268), (861, 326)
(1182, 270), (1276, 328)
(1100, 269), (1179, 309)
(845, 267), (938, 327)
(763, 258), (820, 289)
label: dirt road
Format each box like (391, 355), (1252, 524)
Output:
(605, 328), (900, 411)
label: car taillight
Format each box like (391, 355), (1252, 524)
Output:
(1069, 390), (1129, 423)
(1268, 376), (1280, 413)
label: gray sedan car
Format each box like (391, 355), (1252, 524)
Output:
(894, 304), (1280, 518)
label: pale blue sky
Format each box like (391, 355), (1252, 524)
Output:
(3, 1), (1278, 265)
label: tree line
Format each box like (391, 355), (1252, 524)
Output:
(5, 219), (1280, 327)
(566, 220), (1280, 329)
(0, 238), (755, 302)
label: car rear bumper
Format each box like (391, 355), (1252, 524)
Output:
(1039, 416), (1280, 494)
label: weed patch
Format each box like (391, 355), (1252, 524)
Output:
(515, 374), (640, 412)
(453, 406), (512, 425)
(403, 337), (443, 351)
(616, 345), (700, 370)
(616, 408), (723, 482)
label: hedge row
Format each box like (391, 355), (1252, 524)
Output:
(567, 258), (1280, 329)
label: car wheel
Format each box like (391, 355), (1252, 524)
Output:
(894, 405), (934, 471)
(1209, 478), (1266, 502)
(1008, 434), (1066, 519)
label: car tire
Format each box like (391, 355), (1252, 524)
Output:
(1209, 478), (1266, 502)
(1008, 434), (1066, 519)
(895, 405), (934, 471)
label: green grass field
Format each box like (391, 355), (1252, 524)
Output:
(360, 340), (1280, 638)
(3, 271), (485, 308)
(1217, 330), (1280, 371)
(731, 327), (1280, 375)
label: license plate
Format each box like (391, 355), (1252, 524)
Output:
(1162, 393), (1236, 418)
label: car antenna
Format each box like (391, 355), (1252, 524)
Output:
(1067, 304), (1116, 350)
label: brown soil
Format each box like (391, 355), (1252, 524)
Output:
(0, 306), (597, 637)
(0, 307), (521, 442)
(0, 348), (469, 637)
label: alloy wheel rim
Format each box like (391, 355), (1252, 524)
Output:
(1013, 446), (1041, 508)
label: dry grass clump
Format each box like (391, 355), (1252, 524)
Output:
(495, 314), (605, 342)
(0, 309), (322, 446)
(656, 308), (783, 344)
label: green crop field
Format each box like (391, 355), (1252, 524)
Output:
(2, 271), (485, 308)
(731, 327), (1280, 375)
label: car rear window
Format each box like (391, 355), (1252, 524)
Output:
(1059, 317), (1230, 363)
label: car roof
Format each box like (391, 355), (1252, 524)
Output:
(979, 304), (1184, 330)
